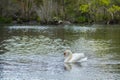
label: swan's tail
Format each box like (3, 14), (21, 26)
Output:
(79, 57), (87, 62)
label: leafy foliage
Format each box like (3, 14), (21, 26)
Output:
(80, 4), (89, 13)
(0, 0), (120, 24)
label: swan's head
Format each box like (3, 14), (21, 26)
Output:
(64, 50), (72, 57)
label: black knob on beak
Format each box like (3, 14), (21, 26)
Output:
(64, 52), (66, 56)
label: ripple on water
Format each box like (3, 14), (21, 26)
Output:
(0, 25), (120, 80)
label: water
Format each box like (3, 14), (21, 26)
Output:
(0, 24), (120, 80)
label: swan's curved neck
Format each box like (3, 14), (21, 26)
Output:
(64, 52), (72, 62)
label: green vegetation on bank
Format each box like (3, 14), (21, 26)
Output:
(0, 0), (120, 24)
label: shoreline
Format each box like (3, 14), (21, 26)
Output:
(1, 20), (120, 26)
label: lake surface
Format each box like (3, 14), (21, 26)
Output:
(0, 24), (120, 80)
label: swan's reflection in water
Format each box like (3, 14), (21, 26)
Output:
(64, 63), (82, 71)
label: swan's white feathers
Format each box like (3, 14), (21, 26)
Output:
(69, 53), (85, 62)
(64, 50), (87, 63)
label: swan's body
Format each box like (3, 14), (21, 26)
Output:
(64, 50), (87, 63)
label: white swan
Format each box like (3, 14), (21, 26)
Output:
(64, 50), (87, 63)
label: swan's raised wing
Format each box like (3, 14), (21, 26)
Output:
(69, 53), (85, 62)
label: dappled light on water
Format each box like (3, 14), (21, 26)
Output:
(0, 25), (120, 80)
(3, 35), (66, 55)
